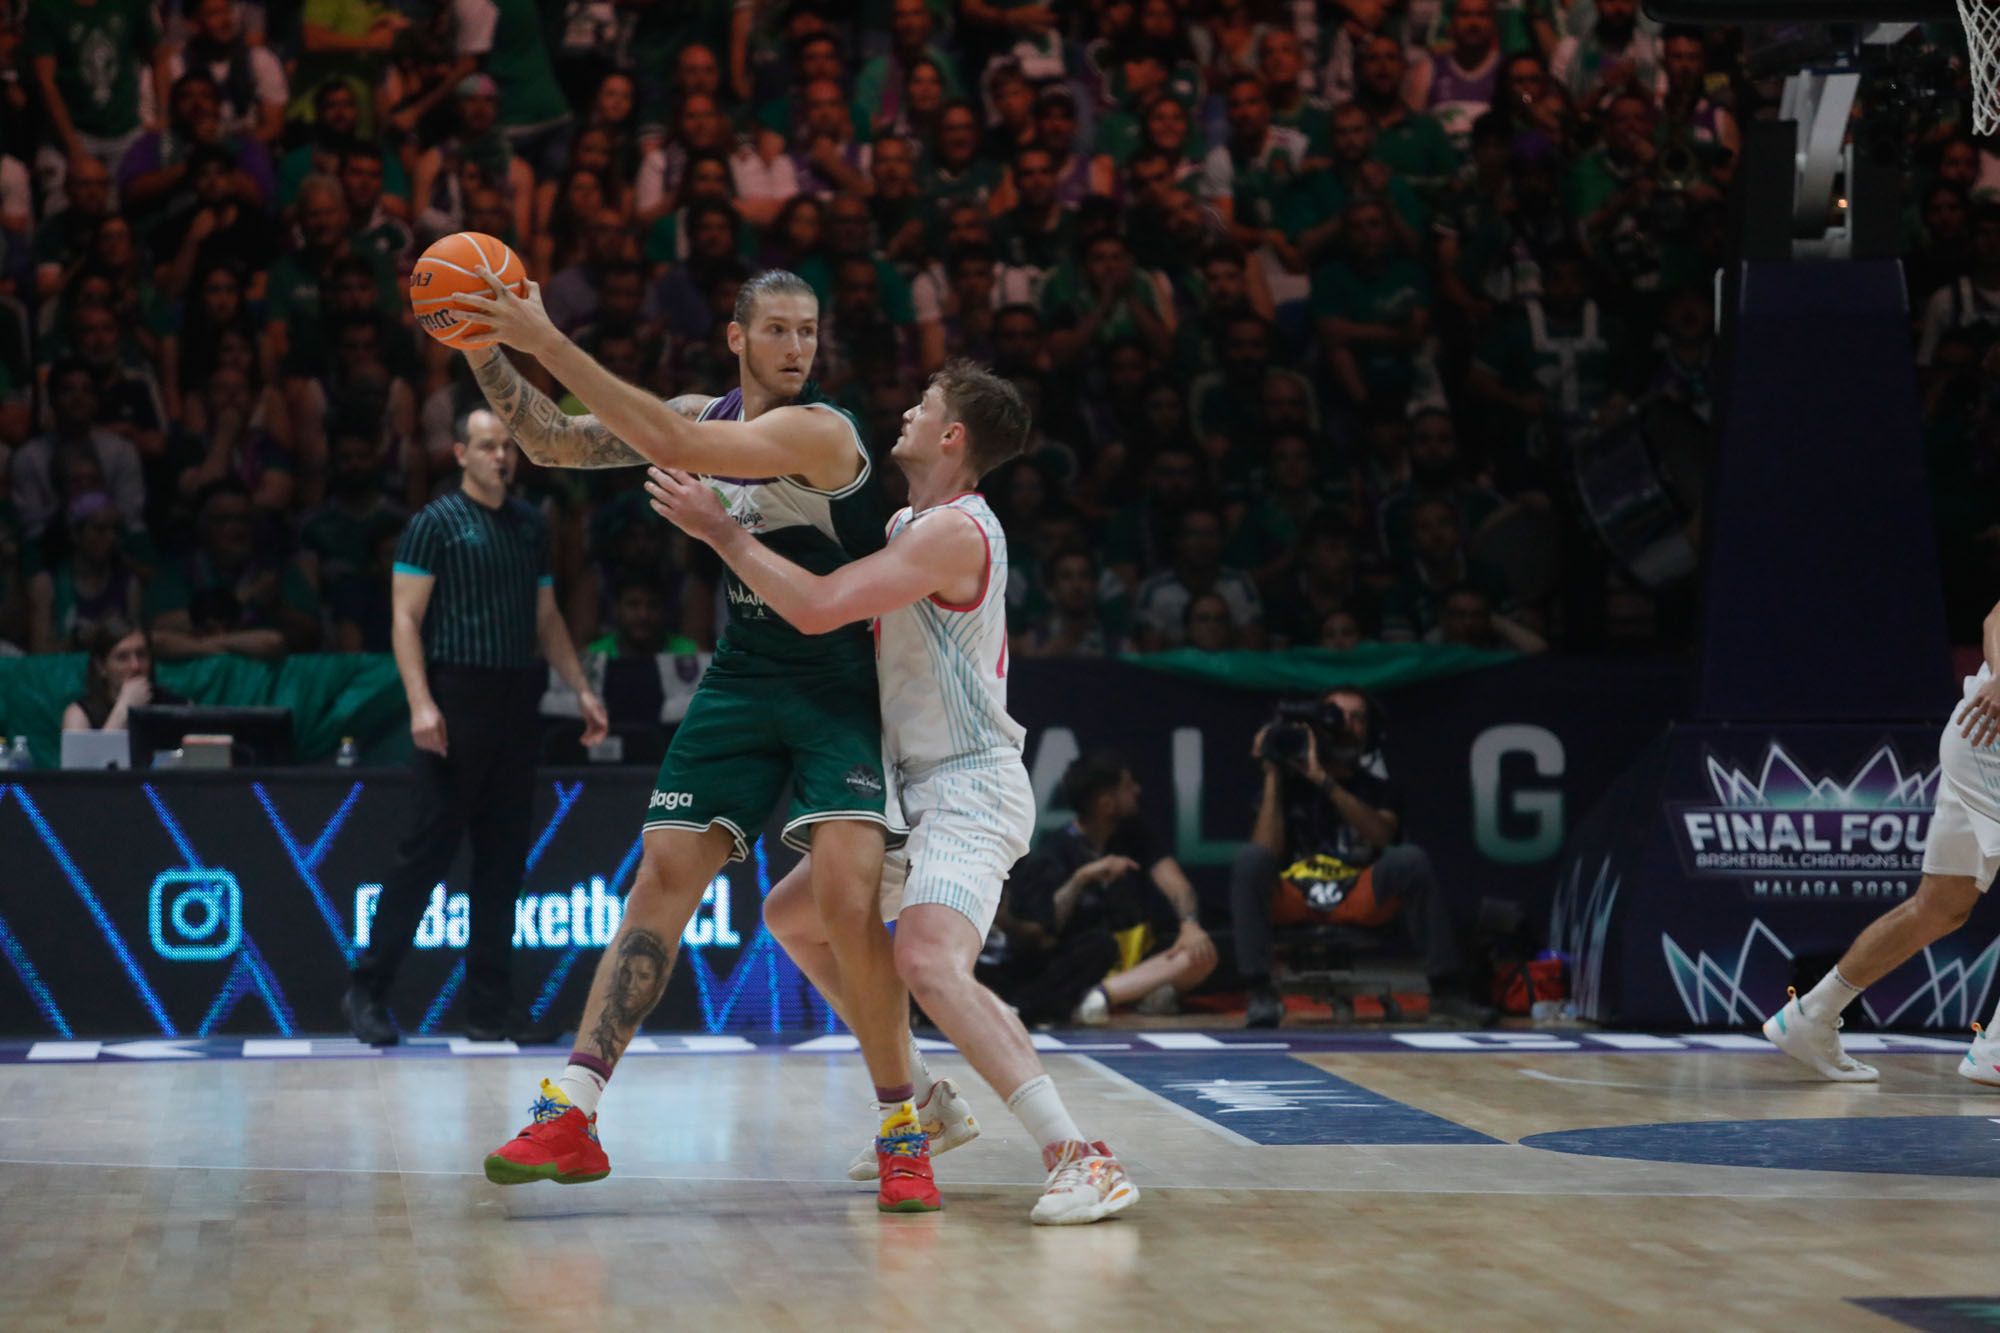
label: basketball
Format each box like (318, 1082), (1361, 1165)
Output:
(409, 231), (526, 348)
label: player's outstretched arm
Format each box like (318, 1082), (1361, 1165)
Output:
(458, 270), (851, 482)
(466, 345), (711, 469)
(646, 467), (985, 634)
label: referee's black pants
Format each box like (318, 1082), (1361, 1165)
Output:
(352, 664), (542, 1030)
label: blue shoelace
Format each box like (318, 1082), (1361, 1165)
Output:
(877, 1127), (928, 1160)
(527, 1094), (567, 1125)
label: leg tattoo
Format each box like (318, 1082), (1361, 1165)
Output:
(585, 929), (673, 1065)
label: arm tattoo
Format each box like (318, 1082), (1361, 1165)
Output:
(585, 927), (673, 1065)
(468, 349), (646, 469)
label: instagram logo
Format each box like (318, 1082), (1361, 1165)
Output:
(148, 869), (243, 961)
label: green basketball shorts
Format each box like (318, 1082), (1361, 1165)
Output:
(644, 658), (890, 861)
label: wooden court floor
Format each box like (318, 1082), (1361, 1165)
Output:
(3, 1036), (1998, 1331)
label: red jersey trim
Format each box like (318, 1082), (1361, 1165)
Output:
(927, 506), (990, 612)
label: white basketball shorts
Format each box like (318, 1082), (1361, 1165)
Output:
(877, 756), (1035, 938)
(1925, 705), (2000, 888)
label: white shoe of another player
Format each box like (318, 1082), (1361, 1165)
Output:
(1958, 1023), (2000, 1087)
(845, 1078), (980, 1182)
(1071, 986), (1109, 1026)
(1761, 988), (1878, 1082)
(1031, 1139), (1139, 1226)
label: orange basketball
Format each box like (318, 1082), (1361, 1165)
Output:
(409, 231), (527, 348)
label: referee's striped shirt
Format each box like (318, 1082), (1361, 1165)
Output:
(392, 489), (552, 670)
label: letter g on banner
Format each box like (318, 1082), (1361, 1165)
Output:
(1471, 725), (1566, 864)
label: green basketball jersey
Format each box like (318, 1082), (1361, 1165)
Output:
(694, 385), (887, 673)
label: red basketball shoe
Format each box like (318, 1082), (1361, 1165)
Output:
(483, 1079), (611, 1185)
(874, 1105), (942, 1213)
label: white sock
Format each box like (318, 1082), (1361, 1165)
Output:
(908, 1035), (936, 1091)
(1004, 1074), (1083, 1151)
(557, 1064), (606, 1118)
(1799, 967), (1863, 1023)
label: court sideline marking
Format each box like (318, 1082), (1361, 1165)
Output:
(1517, 1067), (1994, 1100)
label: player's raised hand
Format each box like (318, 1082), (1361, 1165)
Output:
(645, 465), (734, 545)
(1960, 675), (2000, 749)
(455, 266), (560, 357)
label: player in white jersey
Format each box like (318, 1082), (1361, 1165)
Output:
(648, 362), (1138, 1225)
(1764, 598), (2000, 1084)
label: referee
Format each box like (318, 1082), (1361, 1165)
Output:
(343, 410), (607, 1045)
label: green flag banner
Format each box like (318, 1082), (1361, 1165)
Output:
(1125, 643), (1514, 693)
(0, 654), (410, 767)
(0, 643), (1510, 769)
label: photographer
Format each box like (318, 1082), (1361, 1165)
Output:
(1229, 687), (1488, 1028)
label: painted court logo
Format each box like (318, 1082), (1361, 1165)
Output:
(1669, 742), (1939, 901)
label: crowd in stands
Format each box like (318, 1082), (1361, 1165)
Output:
(0, 0), (1987, 665)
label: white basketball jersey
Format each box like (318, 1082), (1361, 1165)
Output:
(876, 493), (1024, 770)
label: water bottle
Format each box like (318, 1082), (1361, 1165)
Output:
(7, 736), (30, 771)
(335, 736), (359, 768)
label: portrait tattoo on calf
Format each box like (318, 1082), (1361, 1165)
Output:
(586, 928), (673, 1064)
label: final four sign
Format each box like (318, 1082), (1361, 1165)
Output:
(1669, 741), (1940, 902)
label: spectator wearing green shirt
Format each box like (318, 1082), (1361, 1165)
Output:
(1378, 495), (1515, 641)
(300, 429), (409, 631)
(1375, 409), (1507, 568)
(453, 0), (574, 176)
(1042, 231), (1176, 369)
(1260, 28), (1333, 156)
(1098, 80), (1205, 179)
(1012, 546), (1130, 659)
(642, 152), (757, 271)
(853, 0), (965, 141)
(1202, 76), (1312, 256)
(1311, 200), (1437, 409)
(796, 194), (917, 325)
(991, 145), (1079, 281)
(277, 82), (411, 212)
(920, 100), (1004, 214)
(1187, 312), (1283, 482)
(147, 480), (320, 660)
(867, 136), (929, 262)
(1276, 104), (1430, 274)
(1351, 36), (1459, 200)
(31, 156), (115, 306)
(263, 175), (401, 380)
(26, 0), (170, 203)
(341, 143), (416, 274)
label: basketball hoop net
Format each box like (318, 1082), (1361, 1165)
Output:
(1960, 0), (2000, 131)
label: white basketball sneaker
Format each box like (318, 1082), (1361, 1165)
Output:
(845, 1078), (980, 1181)
(1030, 1139), (1139, 1226)
(1761, 987), (1879, 1082)
(1958, 1022), (2000, 1087)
